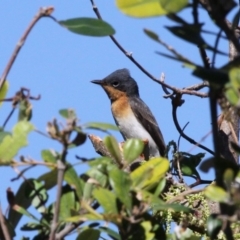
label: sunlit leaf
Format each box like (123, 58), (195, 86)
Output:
(116, 0), (167, 17)
(41, 149), (57, 163)
(59, 185), (76, 219)
(131, 157), (169, 189)
(0, 131), (11, 144)
(87, 168), (108, 187)
(108, 168), (132, 211)
(141, 221), (154, 239)
(84, 122), (119, 131)
(103, 136), (122, 165)
(0, 121), (34, 165)
(123, 138), (144, 164)
(225, 68), (240, 106)
(59, 18), (115, 37)
(92, 188), (118, 214)
(159, 0), (188, 13)
(205, 185), (229, 203)
(154, 177), (166, 196)
(0, 80), (9, 107)
(25, 179), (48, 214)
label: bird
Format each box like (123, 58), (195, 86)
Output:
(91, 68), (165, 157)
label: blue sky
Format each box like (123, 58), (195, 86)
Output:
(0, 0), (234, 239)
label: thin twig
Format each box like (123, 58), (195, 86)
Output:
(90, 0), (208, 98)
(2, 107), (16, 129)
(172, 95), (215, 155)
(49, 147), (67, 240)
(0, 204), (11, 240)
(0, 6), (54, 90)
(212, 30), (222, 68)
(177, 122), (189, 149)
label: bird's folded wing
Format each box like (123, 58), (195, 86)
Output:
(129, 97), (166, 156)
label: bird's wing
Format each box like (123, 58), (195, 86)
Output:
(129, 96), (166, 156)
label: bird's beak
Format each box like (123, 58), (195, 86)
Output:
(91, 79), (103, 85)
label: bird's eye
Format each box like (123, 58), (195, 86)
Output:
(112, 81), (119, 87)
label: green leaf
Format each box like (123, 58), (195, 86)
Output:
(225, 68), (240, 106)
(166, 25), (227, 55)
(77, 229), (100, 240)
(12, 205), (39, 222)
(18, 99), (32, 121)
(108, 168), (132, 211)
(116, 0), (167, 18)
(131, 157), (169, 190)
(207, 214), (222, 239)
(141, 221), (154, 240)
(38, 169), (58, 190)
(59, 18), (115, 37)
(59, 185), (76, 220)
(83, 182), (95, 202)
(8, 180), (33, 229)
(66, 213), (103, 222)
(84, 122), (119, 131)
(159, 0), (188, 13)
(92, 188), (118, 214)
(87, 168), (108, 187)
(65, 164), (84, 200)
(0, 131), (11, 144)
(99, 227), (121, 240)
(123, 138), (144, 164)
(154, 177), (166, 196)
(0, 80), (9, 107)
(192, 66), (228, 85)
(0, 121), (34, 165)
(59, 108), (76, 119)
(103, 136), (122, 165)
(205, 185), (229, 203)
(25, 179), (48, 213)
(41, 149), (57, 164)
(21, 222), (43, 231)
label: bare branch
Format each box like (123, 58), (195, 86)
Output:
(0, 204), (11, 240)
(172, 94), (215, 155)
(0, 6), (54, 90)
(90, 0), (208, 98)
(49, 148), (67, 240)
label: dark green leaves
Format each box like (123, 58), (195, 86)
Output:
(207, 214), (222, 239)
(59, 18), (115, 37)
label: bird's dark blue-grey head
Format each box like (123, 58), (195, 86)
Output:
(91, 69), (139, 97)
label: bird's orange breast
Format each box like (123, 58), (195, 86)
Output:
(111, 94), (132, 119)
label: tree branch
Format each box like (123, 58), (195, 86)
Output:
(0, 204), (11, 240)
(49, 147), (67, 240)
(0, 6), (54, 90)
(90, 0), (208, 98)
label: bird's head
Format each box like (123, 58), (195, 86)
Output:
(91, 69), (139, 101)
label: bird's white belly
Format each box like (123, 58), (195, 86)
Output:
(115, 114), (159, 157)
